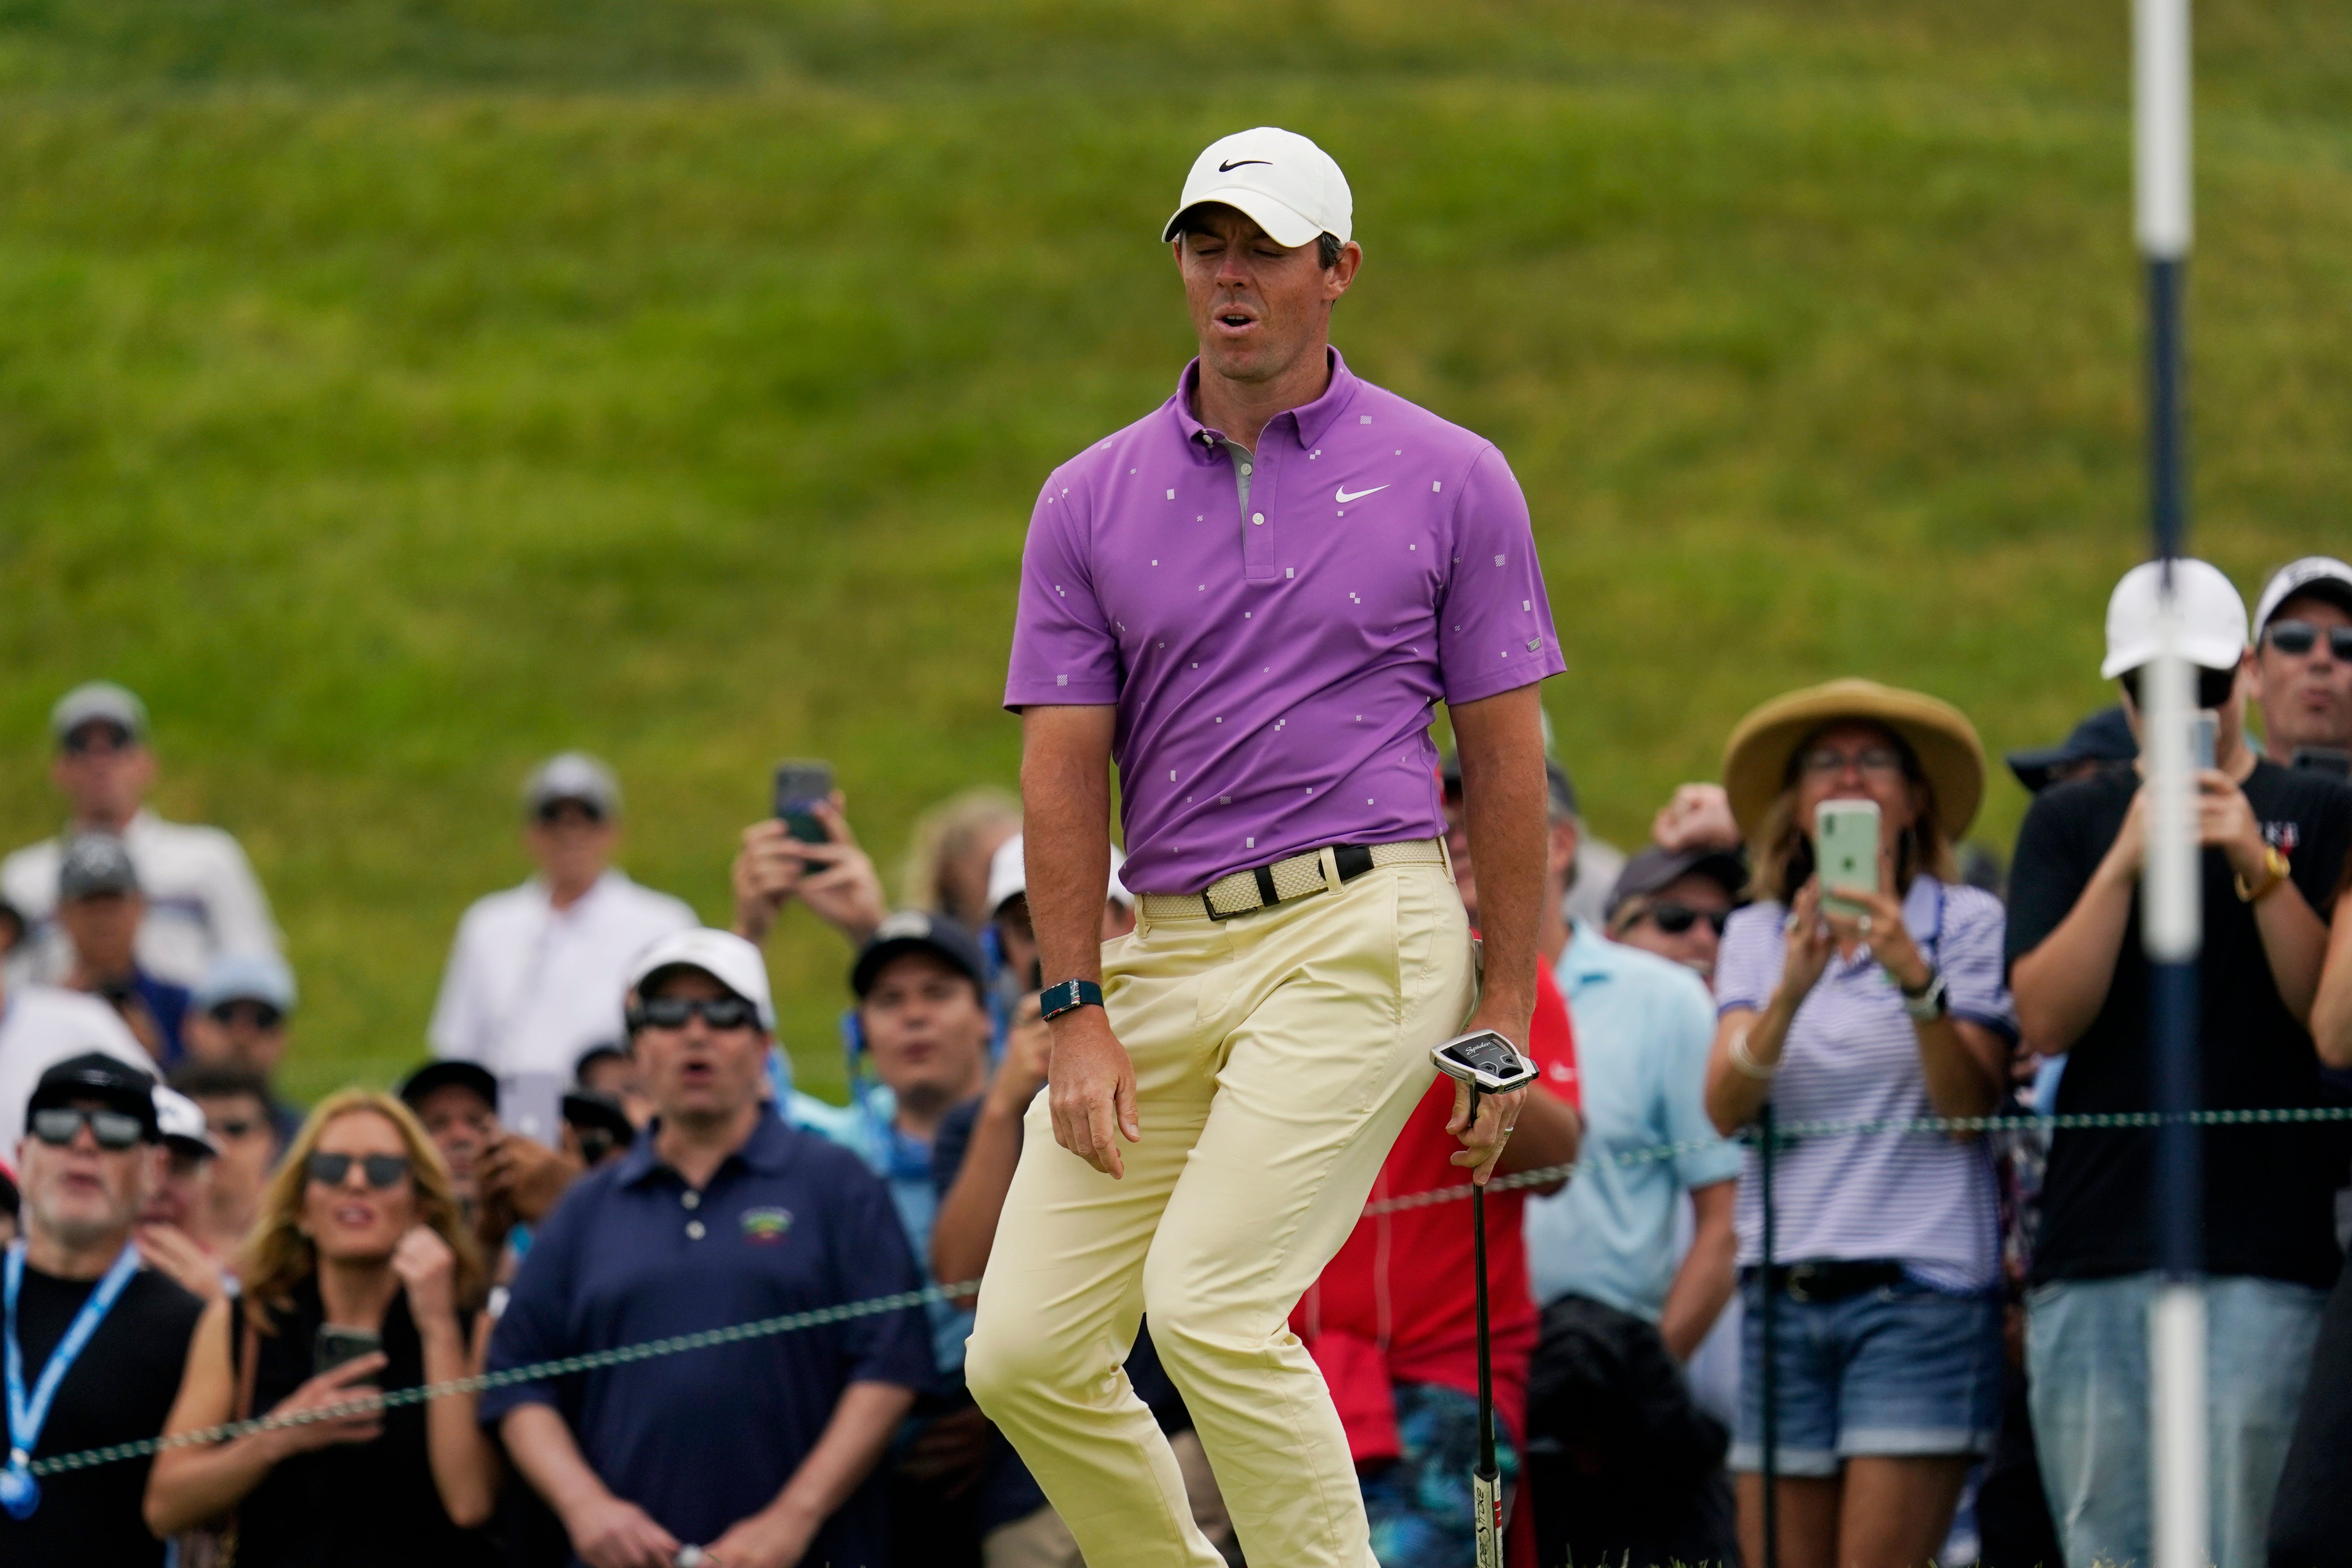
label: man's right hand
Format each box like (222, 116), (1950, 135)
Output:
(1046, 1007), (1139, 1179)
(564, 1491), (683, 1568)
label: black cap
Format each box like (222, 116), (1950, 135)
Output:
(1440, 756), (1578, 819)
(1605, 847), (1749, 921)
(574, 1041), (629, 1085)
(29, 1051), (161, 1140)
(2005, 705), (2138, 795)
(396, 1059), (499, 1115)
(851, 911), (988, 998)
(561, 1090), (636, 1148)
(57, 833), (139, 902)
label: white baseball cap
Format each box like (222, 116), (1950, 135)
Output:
(625, 928), (775, 1031)
(153, 1085), (219, 1158)
(2253, 557), (2352, 636)
(2102, 558), (2249, 679)
(985, 833), (1131, 917)
(1162, 127), (1352, 251)
(523, 752), (622, 819)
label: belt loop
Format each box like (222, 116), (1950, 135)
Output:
(1318, 845), (1342, 896)
(1437, 834), (1457, 882)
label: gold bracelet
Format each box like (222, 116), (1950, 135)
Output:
(2236, 844), (2291, 904)
(1728, 1028), (1778, 1081)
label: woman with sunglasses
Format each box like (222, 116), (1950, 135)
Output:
(145, 1089), (499, 1565)
(1701, 680), (2015, 1568)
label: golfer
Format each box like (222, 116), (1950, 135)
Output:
(966, 126), (1564, 1568)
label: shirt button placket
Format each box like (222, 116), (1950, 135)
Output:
(1245, 438), (1279, 582)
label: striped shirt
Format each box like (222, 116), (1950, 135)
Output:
(1716, 878), (2016, 1292)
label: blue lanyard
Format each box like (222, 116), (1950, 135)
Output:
(2, 1238), (142, 1519)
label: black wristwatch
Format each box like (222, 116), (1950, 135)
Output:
(1039, 979), (1105, 1021)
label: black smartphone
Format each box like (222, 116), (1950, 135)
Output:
(773, 760), (834, 845)
(2292, 746), (2352, 778)
(313, 1324), (381, 1376)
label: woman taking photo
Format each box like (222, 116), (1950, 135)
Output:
(1703, 680), (2015, 1568)
(146, 1089), (499, 1566)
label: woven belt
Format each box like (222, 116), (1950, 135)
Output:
(1137, 839), (1447, 922)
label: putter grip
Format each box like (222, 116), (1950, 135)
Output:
(1473, 1469), (1503, 1568)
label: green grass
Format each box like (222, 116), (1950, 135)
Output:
(2, 0), (2349, 1102)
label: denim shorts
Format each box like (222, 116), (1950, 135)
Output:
(1731, 1268), (2003, 1477)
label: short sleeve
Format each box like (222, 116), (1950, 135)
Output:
(2004, 788), (2093, 977)
(1658, 969), (1745, 1189)
(1434, 446), (1566, 707)
(2288, 776), (2352, 921)
(1714, 902), (1786, 1016)
(477, 1179), (589, 1425)
(1004, 473), (1121, 711)
(826, 1159), (938, 1391)
(1939, 885), (2018, 1039)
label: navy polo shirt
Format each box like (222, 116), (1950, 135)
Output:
(480, 1108), (931, 1568)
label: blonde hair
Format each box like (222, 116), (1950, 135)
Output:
(238, 1089), (483, 1330)
(1748, 722), (1959, 905)
(896, 787), (1021, 923)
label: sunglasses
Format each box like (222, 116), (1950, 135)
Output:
(208, 1001), (284, 1030)
(533, 799), (606, 827)
(59, 723), (134, 756)
(1644, 902), (1730, 937)
(2267, 619), (2352, 662)
(31, 1106), (147, 1150)
(627, 995), (759, 1033)
(2120, 664), (2238, 710)
(305, 1152), (412, 1189)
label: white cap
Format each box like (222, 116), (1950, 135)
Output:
(51, 681), (148, 744)
(985, 833), (1131, 917)
(2253, 557), (2352, 635)
(523, 752), (622, 818)
(2102, 558), (2249, 679)
(1162, 128), (1352, 250)
(153, 1085), (219, 1157)
(624, 928), (775, 1031)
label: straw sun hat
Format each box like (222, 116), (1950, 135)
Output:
(1721, 679), (1987, 844)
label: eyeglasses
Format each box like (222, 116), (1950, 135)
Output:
(31, 1106), (146, 1150)
(1644, 902), (1730, 937)
(2120, 664), (2238, 711)
(1798, 746), (1904, 780)
(628, 994), (759, 1033)
(305, 1152), (412, 1189)
(2267, 620), (2352, 662)
(207, 1001), (283, 1030)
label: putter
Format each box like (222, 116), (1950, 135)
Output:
(1430, 1030), (1541, 1568)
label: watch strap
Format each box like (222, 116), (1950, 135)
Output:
(1900, 969), (1949, 1022)
(1039, 979), (1105, 1021)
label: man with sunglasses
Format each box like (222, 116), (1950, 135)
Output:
(183, 951), (307, 1148)
(1, 681), (280, 992)
(1, 1052), (205, 1568)
(1603, 846), (1746, 986)
(2008, 558), (2352, 1568)
(429, 752), (696, 1082)
(485, 927), (931, 1568)
(2250, 557), (2352, 773)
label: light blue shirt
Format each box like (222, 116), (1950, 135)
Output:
(1524, 922), (1744, 1321)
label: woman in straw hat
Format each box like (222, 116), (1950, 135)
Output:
(1701, 679), (2017, 1568)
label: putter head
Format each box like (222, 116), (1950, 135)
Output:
(1431, 1030), (1538, 1095)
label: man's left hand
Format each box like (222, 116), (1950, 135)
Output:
(703, 1503), (818, 1568)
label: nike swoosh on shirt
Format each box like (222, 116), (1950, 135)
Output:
(1334, 485), (1389, 504)
(1218, 159), (1271, 172)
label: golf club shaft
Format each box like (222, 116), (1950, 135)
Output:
(1472, 1087), (1502, 1568)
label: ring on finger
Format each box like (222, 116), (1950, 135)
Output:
(1857, 913), (1873, 936)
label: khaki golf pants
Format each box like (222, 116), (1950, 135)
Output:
(966, 855), (1477, 1568)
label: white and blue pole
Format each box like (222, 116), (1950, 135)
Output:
(2135, 0), (2207, 1565)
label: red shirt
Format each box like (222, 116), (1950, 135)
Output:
(1293, 959), (1579, 1450)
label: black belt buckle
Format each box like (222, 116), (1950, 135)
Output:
(1784, 1263), (1824, 1304)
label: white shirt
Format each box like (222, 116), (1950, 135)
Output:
(428, 869), (697, 1079)
(0, 984), (152, 1154)
(3, 808), (282, 988)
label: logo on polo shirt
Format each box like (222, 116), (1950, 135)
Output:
(1334, 484), (1388, 505)
(740, 1206), (794, 1243)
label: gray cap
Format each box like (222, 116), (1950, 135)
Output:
(192, 951), (298, 1014)
(50, 682), (148, 745)
(2254, 557), (2352, 635)
(523, 752), (621, 819)
(58, 833), (139, 902)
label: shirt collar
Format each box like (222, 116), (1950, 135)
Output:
(1170, 346), (1361, 456)
(616, 1104), (793, 1188)
(530, 867), (621, 913)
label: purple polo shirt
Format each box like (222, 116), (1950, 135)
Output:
(1005, 348), (1564, 894)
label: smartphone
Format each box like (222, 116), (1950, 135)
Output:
(772, 760), (834, 846)
(313, 1324), (381, 1377)
(2189, 710), (2218, 772)
(1815, 799), (1882, 917)
(1430, 1030), (1539, 1094)
(498, 1070), (565, 1147)
(2293, 745), (2352, 778)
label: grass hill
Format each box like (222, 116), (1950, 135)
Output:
(2, 0), (2348, 1100)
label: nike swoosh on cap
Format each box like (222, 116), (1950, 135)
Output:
(1218, 159), (1271, 172)
(1334, 485), (1389, 504)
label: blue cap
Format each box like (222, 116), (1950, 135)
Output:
(191, 952), (298, 1015)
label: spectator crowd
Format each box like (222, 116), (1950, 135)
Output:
(10, 550), (2352, 1568)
